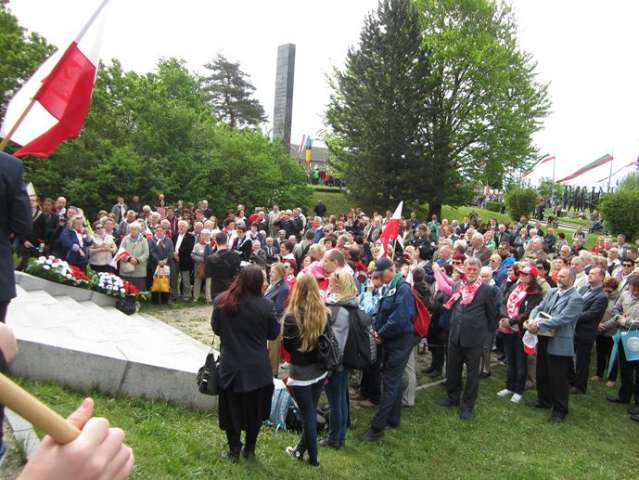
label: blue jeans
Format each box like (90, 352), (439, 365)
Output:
(325, 369), (348, 444)
(371, 333), (415, 432)
(291, 379), (324, 464)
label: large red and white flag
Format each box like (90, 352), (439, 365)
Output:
(0, 0), (109, 158)
(378, 201), (403, 258)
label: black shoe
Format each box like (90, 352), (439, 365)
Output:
(527, 400), (551, 409)
(631, 414), (639, 423)
(437, 398), (460, 408)
(359, 429), (384, 442)
(387, 422), (400, 429)
(285, 446), (304, 461)
(479, 372), (491, 379)
(548, 414), (565, 423)
(221, 450), (240, 464)
(308, 460), (321, 468)
(427, 370), (442, 379)
(569, 387), (585, 395)
(319, 438), (341, 449)
(242, 447), (256, 460)
(627, 405), (639, 415)
(460, 408), (473, 421)
(607, 395), (630, 404)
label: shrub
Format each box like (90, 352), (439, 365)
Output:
(599, 189), (639, 241)
(504, 187), (538, 221)
(485, 201), (503, 213)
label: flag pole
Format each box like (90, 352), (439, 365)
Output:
(0, 97), (37, 152)
(607, 152), (614, 192)
(0, 371), (80, 444)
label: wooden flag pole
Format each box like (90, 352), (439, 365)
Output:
(0, 371), (80, 444)
(0, 97), (37, 152)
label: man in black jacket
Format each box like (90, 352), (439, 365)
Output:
(0, 151), (32, 460)
(570, 266), (608, 394)
(438, 257), (497, 420)
(207, 232), (241, 299)
(172, 220), (195, 301)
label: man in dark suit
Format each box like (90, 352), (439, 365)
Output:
(0, 151), (32, 460)
(570, 267), (608, 394)
(172, 220), (195, 301)
(206, 232), (241, 300)
(528, 267), (584, 422)
(438, 257), (497, 420)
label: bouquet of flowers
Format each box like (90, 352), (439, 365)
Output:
(26, 256), (91, 288)
(93, 272), (149, 301)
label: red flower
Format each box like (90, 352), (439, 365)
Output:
(68, 265), (88, 281)
(123, 281), (140, 296)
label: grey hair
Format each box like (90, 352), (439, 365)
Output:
(464, 257), (482, 269)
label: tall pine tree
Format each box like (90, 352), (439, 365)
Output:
(326, 0), (431, 211)
(202, 53), (266, 129)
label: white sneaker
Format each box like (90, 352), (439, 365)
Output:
(497, 389), (513, 398)
(511, 393), (523, 403)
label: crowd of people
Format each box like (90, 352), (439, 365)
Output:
(5, 177), (639, 470)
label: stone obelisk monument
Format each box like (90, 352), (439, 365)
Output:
(272, 43), (296, 147)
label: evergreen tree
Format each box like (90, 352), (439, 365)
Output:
(326, 0), (431, 211)
(202, 54), (266, 129)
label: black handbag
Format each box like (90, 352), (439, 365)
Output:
(197, 343), (220, 396)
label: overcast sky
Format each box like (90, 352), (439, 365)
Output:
(8, 0), (639, 186)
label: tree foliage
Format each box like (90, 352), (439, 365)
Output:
(0, 3), (55, 117)
(20, 58), (310, 218)
(326, 0), (550, 217)
(504, 186), (537, 221)
(202, 54), (267, 129)
(326, 0), (431, 211)
(600, 178), (639, 240)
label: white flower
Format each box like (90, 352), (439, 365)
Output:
(43, 265), (50, 270)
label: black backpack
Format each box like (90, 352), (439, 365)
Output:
(316, 314), (342, 375)
(328, 304), (377, 370)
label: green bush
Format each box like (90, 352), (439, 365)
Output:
(599, 189), (639, 241)
(504, 187), (537, 221)
(485, 201), (503, 213)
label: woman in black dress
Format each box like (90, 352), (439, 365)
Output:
(212, 265), (280, 463)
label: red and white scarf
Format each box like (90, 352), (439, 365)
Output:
(506, 283), (528, 319)
(444, 279), (482, 310)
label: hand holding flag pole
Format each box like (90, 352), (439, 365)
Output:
(0, 371), (80, 444)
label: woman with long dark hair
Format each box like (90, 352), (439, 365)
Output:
(212, 265), (280, 463)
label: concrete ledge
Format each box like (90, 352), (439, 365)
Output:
(15, 271), (116, 307)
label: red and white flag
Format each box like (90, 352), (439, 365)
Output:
(109, 246), (130, 270)
(378, 201), (403, 258)
(0, 0), (109, 158)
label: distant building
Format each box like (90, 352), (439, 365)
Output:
(290, 144), (330, 171)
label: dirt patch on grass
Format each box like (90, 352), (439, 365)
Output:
(151, 304), (216, 346)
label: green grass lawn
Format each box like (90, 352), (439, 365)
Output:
(15, 367), (636, 480)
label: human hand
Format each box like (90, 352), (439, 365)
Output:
(499, 318), (510, 330)
(130, 257), (138, 265)
(19, 398), (134, 480)
(373, 332), (383, 345)
(24, 241), (34, 249)
(528, 320), (539, 334)
(78, 250), (85, 257)
(0, 324), (18, 362)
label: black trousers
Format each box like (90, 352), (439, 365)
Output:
(429, 330), (448, 373)
(446, 340), (482, 409)
(503, 333), (527, 394)
(618, 336), (639, 404)
(596, 335), (617, 380)
(0, 300), (9, 445)
(570, 337), (595, 393)
(360, 345), (382, 403)
(536, 336), (572, 417)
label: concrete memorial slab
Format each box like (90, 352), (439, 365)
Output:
(7, 279), (217, 410)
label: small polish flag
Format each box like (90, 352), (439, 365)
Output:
(109, 246), (131, 270)
(378, 201), (403, 258)
(0, 0), (109, 157)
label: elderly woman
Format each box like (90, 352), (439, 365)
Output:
(191, 229), (211, 303)
(265, 263), (290, 376)
(60, 215), (91, 270)
(119, 221), (150, 291)
(89, 222), (117, 273)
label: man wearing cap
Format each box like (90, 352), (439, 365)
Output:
(360, 257), (416, 441)
(527, 267), (584, 422)
(570, 267), (608, 394)
(437, 257), (497, 420)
